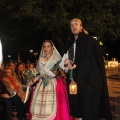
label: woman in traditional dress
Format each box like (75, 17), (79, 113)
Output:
(28, 40), (72, 120)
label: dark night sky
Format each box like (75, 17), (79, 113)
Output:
(1, 31), (55, 63)
(0, 4), (120, 63)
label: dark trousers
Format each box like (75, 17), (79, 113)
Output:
(0, 95), (26, 120)
(0, 98), (5, 120)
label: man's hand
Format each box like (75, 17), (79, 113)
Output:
(64, 59), (76, 70)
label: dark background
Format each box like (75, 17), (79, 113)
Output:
(0, 0), (120, 63)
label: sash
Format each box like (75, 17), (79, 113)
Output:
(7, 77), (19, 92)
(7, 76), (29, 102)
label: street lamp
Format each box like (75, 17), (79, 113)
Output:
(105, 53), (109, 67)
(34, 53), (38, 58)
(8, 55), (11, 58)
(106, 53), (109, 61)
(27, 50), (34, 63)
(30, 50), (33, 53)
(8, 55), (12, 63)
(34, 53), (38, 63)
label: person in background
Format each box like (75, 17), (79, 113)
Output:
(15, 62), (30, 114)
(15, 62), (27, 85)
(0, 78), (11, 120)
(0, 64), (4, 80)
(8, 62), (16, 76)
(28, 40), (72, 120)
(1, 68), (26, 120)
(28, 63), (35, 70)
(62, 18), (112, 120)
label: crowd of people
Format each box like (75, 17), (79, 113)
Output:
(0, 18), (112, 120)
(0, 63), (36, 120)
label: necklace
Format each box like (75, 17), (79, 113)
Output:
(44, 53), (53, 60)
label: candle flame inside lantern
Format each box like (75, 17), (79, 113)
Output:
(72, 85), (75, 92)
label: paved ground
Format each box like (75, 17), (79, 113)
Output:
(106, 67), (120, 120)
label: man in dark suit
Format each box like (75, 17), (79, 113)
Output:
(63, 18), (112, 120)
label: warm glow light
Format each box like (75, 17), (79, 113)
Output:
(99, 41), (103, 45)
(69, 79), (77, 94)
(71, 85), (75, 93)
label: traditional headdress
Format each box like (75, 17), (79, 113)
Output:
(36, 40), (62, 73)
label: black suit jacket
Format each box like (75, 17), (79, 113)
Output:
(64, 32), (112, 120)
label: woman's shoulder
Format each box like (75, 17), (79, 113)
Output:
(52, 55), (61, 62)
(52, 55), (61, 61)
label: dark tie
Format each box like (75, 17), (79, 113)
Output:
(68, 40), (76, 62)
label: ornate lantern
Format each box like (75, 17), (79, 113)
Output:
(69, 79), (77, 94)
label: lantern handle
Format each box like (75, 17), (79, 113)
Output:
(69, 69), (73, 81)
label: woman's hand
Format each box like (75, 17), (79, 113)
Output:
(27, 81), (33, 86)
(53, 70), (59, 76)
(27, 75), (39, 86)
